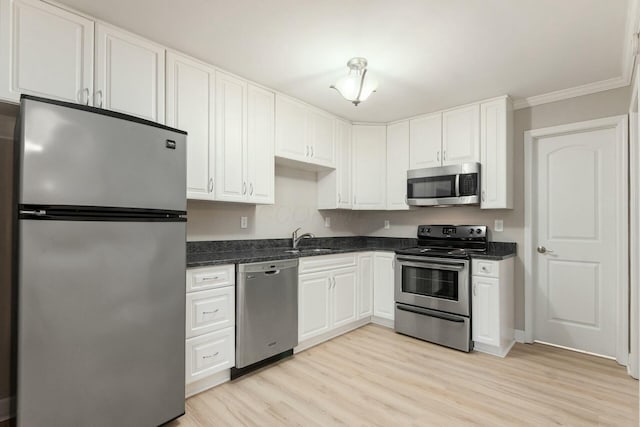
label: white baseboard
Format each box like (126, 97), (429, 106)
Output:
(294, 317), (371, 353)
(371, 316), (394, 329)
(0, 396), (14, 422)
(474, 340), (516, 358)
(185, 369), (230, 398)
(514, 329), (526, 343)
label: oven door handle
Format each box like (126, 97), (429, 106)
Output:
(455, 174), (460, 197)
(396, 259), (466, 271)
(397, 305), (465, 323)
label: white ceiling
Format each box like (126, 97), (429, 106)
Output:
(56, 0), (632, 122)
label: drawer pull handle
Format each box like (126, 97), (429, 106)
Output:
(201, 276), (219, 281)
(203, 352), (219, 359)
(203, 309), (220, 315)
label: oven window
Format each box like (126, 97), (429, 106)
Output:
(407, 175), (456, 199)
(402, 265), (459, 301)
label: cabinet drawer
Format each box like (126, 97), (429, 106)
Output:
(186, 286), (235, 338)
(186, 264), (235, 292)
(299, 253), (357, 274)
(185, 327), (234, 384)
(472, 259), (498, 278)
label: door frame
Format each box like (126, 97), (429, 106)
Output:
(524, 115), (629, 365)
(628, 63), (639, 378)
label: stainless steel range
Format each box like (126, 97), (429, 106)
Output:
(394, 225), (488, 352)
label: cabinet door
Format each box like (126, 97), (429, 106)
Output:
(299, 272), (331, 341)
(373, 252), (395, 320)
(358, 253), (373, 318)
(442, 104), (480, 165)
(472, 276), (500, 346)
(275, 95), (308, 161)
(409, 113), (441, 169)
(166, 52), (215, 200)
(386, 121), (410, 210)
(95, 23), (165, 123)
(0, 0), (94, 104)
(246, 84), (275, 204)
(310, 110), (335, 167)
(331, 267), (358, 328)
(215, 71), (246, 202)
(480, 98), (513, 209)
(352, 125), (387, 210)
(336, 119), (352, 209)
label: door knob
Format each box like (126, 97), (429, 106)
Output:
(537, 246), (554, 254)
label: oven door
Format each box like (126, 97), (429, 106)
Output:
(394, 256), (470, 316)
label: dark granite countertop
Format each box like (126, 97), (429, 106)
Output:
(187, 237), (517, 268)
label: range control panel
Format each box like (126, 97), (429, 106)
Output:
(417, 225), (487, 239)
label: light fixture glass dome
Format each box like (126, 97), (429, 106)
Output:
(331, 57), (377, 106)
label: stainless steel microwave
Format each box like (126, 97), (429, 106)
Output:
(406, 162), (480, 206)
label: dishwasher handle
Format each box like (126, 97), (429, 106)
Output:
(264, 270), (280, 275)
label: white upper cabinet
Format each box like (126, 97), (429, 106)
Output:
(308, 110), (335, 167)
(215, 71), (246, 202)
(275, 95), (307, 161)
(441, 104), (480, 165)
(409, 113), (441, 169)
(0, 0), (94, 104)
(166, 52), (215, 200)
(95, 23), (165, 123)
(215, 73), (275, 205)
(352, 125), (387, 210)
(246, 84), (275, 204)
(386, 121), (410, 210)
(480, 97), (513, 209)
(317, 118), (351, 209)
(275, 94), (335, 169)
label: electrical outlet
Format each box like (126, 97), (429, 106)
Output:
(494, 219), (504, 232)
(384, 220), (390, 229)
(240, 216), (248, 229)
(324, 217), (331, 228)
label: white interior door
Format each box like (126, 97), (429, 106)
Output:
(532, 118), (626, 359)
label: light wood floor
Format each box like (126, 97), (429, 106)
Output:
(169, 325), (639, 426)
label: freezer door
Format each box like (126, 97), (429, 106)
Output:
(19, 98), (186, 212)
(17, 219), (186, 427)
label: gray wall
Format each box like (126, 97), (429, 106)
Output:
(356, 85), (633, 329)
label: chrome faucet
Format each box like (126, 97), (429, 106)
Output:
(292, 227), (315, 249)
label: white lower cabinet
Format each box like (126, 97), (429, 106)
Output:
(298, 265), (358, 341)
(471, 257), (515, 357)
(298, 271), (332, 341)
(357, 253), (373, 318)
(185, 264), (235, 396)
(373, 252), (395, 321)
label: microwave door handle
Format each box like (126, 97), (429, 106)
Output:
(397, 260), (466, 271)
(455, 174), (460, 197)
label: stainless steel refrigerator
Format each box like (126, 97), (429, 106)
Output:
(14, 95), (187, 426)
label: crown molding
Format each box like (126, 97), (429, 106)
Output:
(513, 75), (630, 110)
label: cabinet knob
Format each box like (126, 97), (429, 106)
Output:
(249, 183), (254, 196)
(209, 178), (214, 193)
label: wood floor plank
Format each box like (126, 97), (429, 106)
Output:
(168, 325), (639, 427)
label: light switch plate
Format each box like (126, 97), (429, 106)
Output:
(325, 217), (331, 227)
(494, 219), (504, 232)
(384, 220), (390, 229)
(240, 216), (248, 229)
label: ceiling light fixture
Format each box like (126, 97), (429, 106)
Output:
(330, 57), (378, 106)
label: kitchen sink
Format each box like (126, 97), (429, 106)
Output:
(284, 248), (333, 254)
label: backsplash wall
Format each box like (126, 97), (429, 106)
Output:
(187, 165), (360, 241)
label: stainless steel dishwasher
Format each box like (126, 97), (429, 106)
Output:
(234, 259), (298, 377)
